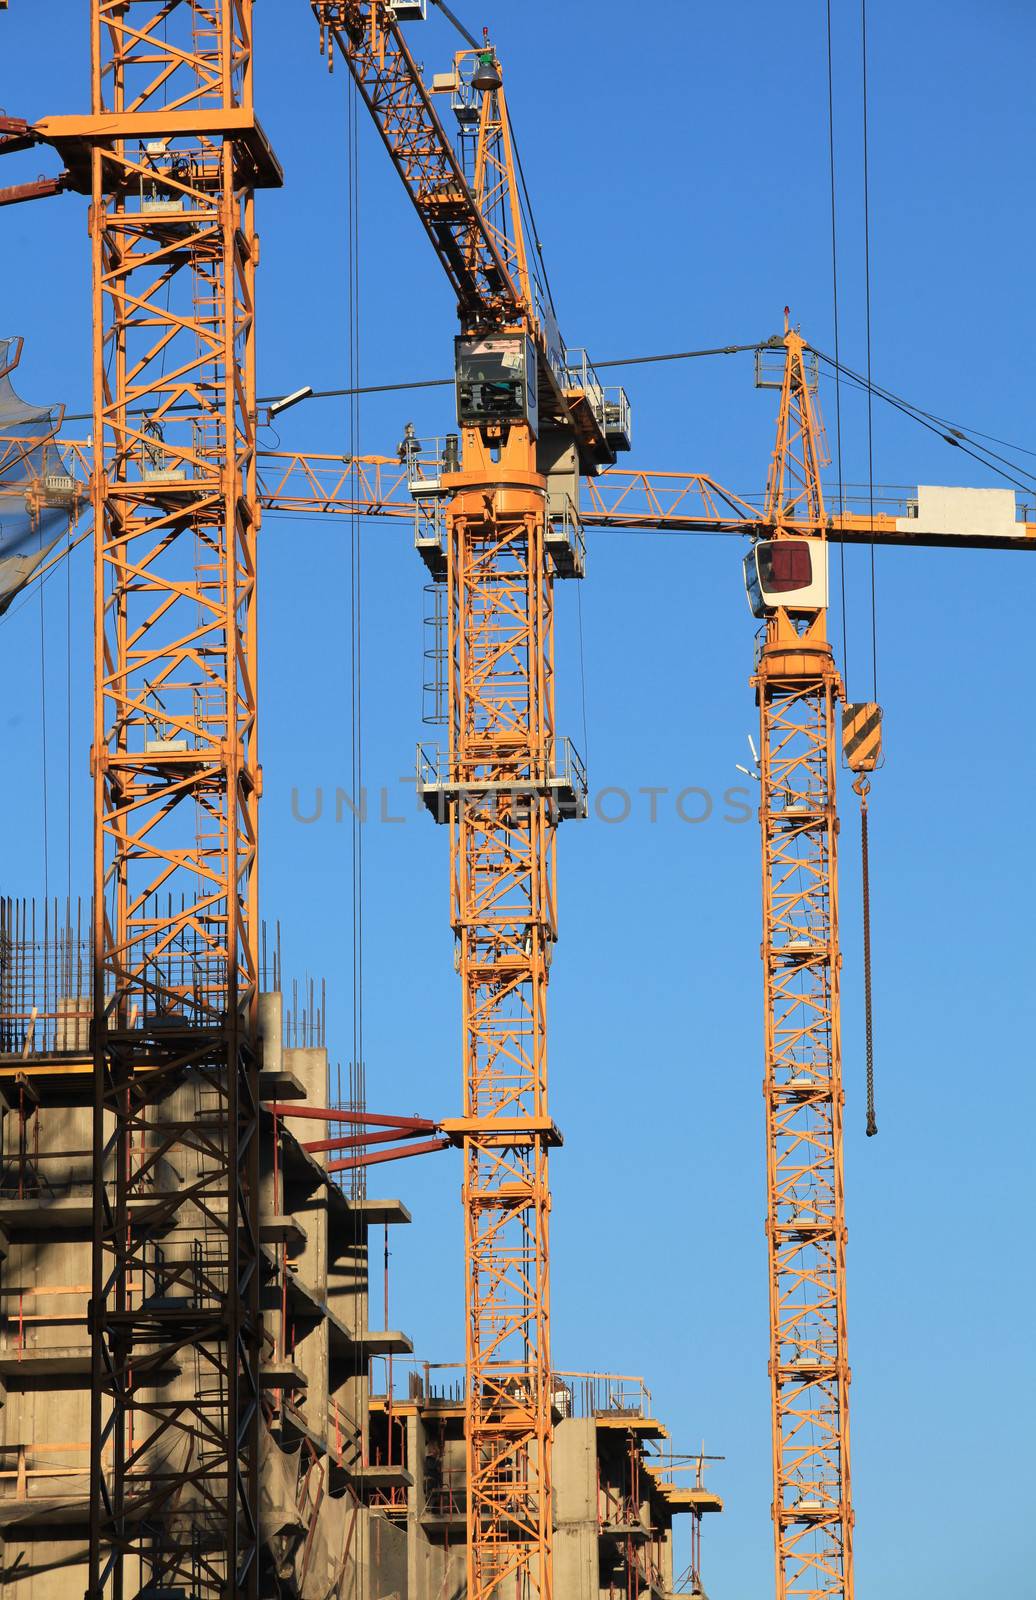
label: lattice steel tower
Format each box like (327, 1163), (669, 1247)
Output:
(36, 3), (281, 1592)
(441, 422), (568, 1600)
(748, 325), (854, 1600)
(308, 12), (627, 1600)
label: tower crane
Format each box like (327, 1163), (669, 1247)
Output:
(4, 0), (1032, 1587)
(744, 322), (859, 1600)
(306, 9), (631, 1600)
(182, 324), (1036, 1600)
(13, 335), (1036, 1600)
(13, 4), (280, 1593)
(256, 326), (866, 1600)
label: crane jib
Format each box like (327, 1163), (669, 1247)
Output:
(317, 2), (524, 323)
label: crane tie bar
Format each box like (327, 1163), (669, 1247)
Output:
(853, 776), (877, 1136)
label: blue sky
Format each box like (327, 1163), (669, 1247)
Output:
(2, 1), (1035, 1593)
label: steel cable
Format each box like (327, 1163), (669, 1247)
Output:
(861, 0), (878, 703)
(826, 0), (849, 686)
(854, 776), (877, 1136)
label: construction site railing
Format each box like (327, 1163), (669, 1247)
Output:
(372, 1363), (652, 1419)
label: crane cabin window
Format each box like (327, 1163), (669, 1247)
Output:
(456, 335), (538, 434)
(759, 541), (813, 592)
(744, 538), (829, 616)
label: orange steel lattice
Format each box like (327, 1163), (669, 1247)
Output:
(244, 450), (1036, 551)
(312, 2), (523, 329)
(438, 53), (569, 1600)
(67, 4), (279, 1594)
(47, 439), (1036, 552)
(753, 327), (854, 1600)
(309, 12), (581, 1600)
(470, 61), (534, 315)
(443, 429), (561, 1600)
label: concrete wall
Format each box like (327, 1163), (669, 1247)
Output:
(0, 997), (406, 1599)
(554, 1418), (599, 1600)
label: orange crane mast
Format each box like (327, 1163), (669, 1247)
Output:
(30, 3), (281, 1592)
(744, 324), (855, 1600)
(308, 9), (628, 1600)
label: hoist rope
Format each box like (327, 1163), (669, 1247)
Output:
(346, 65), (365, 1093)
(860, 0), (878, 703)
(51, 342), (1036, 478)
(575, 581), (589, 765)
(66, 524), (72, 904)
(506, 103), (559, 323)
(59, 345), (767, 422)
(38, 555), (49, 903)
(854, 776), (877, 1137)
(825, 0), (849, 685)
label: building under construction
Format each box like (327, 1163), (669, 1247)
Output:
(0, 3), (1030, 1600)
(0, 897), (720, 1599)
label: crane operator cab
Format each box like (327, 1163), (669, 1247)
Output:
(744, 537), (828, 618)
(456, 334), (539, 437)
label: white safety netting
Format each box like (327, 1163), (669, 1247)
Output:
(0, 335), (78, 615)
(259, 1424), (363, 1599)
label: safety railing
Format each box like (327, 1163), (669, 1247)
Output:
(375, 1363), (651, 1419)
(602, 384), (632, 450)
(546, 492), (587, 576)
(0, 1441), (92, 1501)
(563, 347), (605, 423)
(755, 343), (819, 391)
(561, 1371), (653, 1419)
(562, 348), (631, 451)
(417, 735), (587, 807)
(398, 432), (454, 494)
(422, 1470), (467, 1518)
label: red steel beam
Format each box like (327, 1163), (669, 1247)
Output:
(0, 173), (69, 207)
(303, 1126), (438, 1155)
(265, 1103), (437, 1132)
(327, 1137), (451, 1173)
(0, 115), (40, 157)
